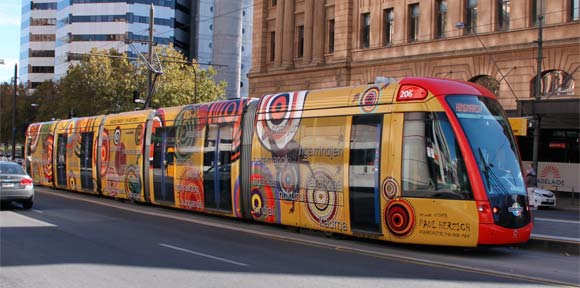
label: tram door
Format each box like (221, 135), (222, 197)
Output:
(349, 115), (382, 233)
(56, 134), (67, 187)
(203, 123), (233, 212)
(79, 132), (94, 190)
(152, 127), (176, 204)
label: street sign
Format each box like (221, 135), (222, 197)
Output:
(508, 117), (528, 136)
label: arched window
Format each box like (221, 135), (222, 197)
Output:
(469, 75), (500, 96)
(531, 70), (575, 97)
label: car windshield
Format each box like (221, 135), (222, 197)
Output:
(446, 95), (526, 197)
(0, 163), (26, 175)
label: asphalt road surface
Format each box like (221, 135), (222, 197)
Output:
(1, 187), (578, 288)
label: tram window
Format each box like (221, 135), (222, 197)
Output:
(218, 124), (233, 172)
(204, 124), (219, 171)
(402, 112), (472, 200)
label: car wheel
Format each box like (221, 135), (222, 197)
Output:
(21, 198), (33, 210)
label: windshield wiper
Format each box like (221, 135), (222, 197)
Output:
(478, 148), (491, 189)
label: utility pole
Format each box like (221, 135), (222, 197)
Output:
(146, 3), (154, 109)
(11, 64), (17, 160)
(532, 10), (544, 175)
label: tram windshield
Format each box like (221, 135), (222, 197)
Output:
(446, 95), (526, 197)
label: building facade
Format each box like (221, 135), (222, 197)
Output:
(20, 0), (253, 98)
(249, 0), (580, 192)
(249, 0), (579, 110)
(194, 0), (253, 97)
(20, 0), (58, 89)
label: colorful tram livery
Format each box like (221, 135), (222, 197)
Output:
(24, 77), (532, 247)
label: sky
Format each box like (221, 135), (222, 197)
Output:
(0, 0), (22, 84)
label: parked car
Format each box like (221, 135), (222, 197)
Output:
(529, 187), (557, 209)
(0, 161), (34, 209)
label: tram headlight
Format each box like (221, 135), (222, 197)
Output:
(478, 204), (489, 213)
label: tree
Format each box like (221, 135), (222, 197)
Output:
(0, 81), (29, 150)
(56, 45), (227, 117)
(139, 44), (227, 108)
(59, 48), (139, 116)
(28, 80), (61, 122)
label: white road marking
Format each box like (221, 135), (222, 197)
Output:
(530, 234), (580, 243)
(32, 209), (43, 213)
(534, 217), (580, 224)
(0, 211), (56, 227)
(159, 243), (248, 267)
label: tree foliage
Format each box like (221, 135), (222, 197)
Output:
(11, 45), (226, 145)
(31, 45), (226, 120)
(0, 82), (30, 150)
(145, 45), (227, 108)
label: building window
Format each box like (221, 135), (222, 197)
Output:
(532, 70), (576, 97)
(31, 2), (57, 10)
(466, 0), (478, 33)
(269, 31), (275, 62)
(383, 8), (394, 45)
(271, 0), (277, 7)
(30, 34), (56, 41)
(435, 1), (447, 38)
(30, 50), (55, 57)
(530, 0), (542, 26)
(571, 0), (580, 21)
(328, 19), (335, 54)
(296, 25), (304, 58)
(31, 66), (54, 73)
(360, 13), (370, 49)
(497, 0), (510, 30)
(408, 4), (420, 42)
(31, 18), (56, 26)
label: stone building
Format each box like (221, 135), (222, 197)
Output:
(249, 0), (578, 113)
(249, 0), (580, 192)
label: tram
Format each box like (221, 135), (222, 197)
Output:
(24, 77), (532, 247)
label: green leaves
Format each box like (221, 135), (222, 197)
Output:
(31, 45), (226, 119)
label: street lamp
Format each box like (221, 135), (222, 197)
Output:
(0, 59), (4, 156)
(11, 64), (18, 161)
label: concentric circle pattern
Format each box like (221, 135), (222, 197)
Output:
(276, 163), (300, 202)
(124, 165), (141, 200)
(256, 91), (307, 151)
(385, 200), (415, 238)
(100, 129), (110, 177)
(382, 177), (398, 200)
(359, 86), (381, 113)
(304, 169), (339, 225)
(250, 162), (278, 223)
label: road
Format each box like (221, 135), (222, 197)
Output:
(532, 208), (580, 243)
(1, 187), (578, 288)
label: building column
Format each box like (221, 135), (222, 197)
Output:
(312, 0), (325, 64)
(275, 0), (285, 66)
(282, 0), (294, 67)
(303, 0), (314, 63)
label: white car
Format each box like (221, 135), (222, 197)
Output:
(529, 187), (556, 209)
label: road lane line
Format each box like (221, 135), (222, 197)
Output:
(0, 211), (56, 227)
(530, 234), (580, 244)
(534, 217), (580, 224)
(159, 243), (248, 267)
(32, 209), (43, 213)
